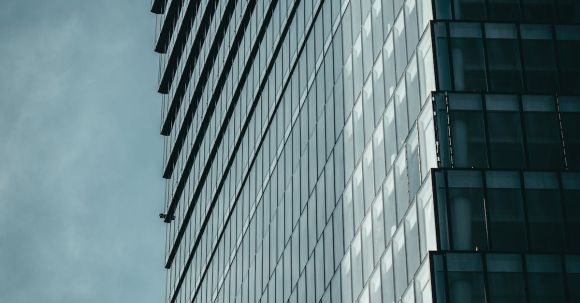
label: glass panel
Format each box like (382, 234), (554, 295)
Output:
(405, 203), (420, 279)
(394, 13), (407, 81)
(405, 0), (419, 53)
(434, 23), (452, 90)
(485, 24), (523, 92)
(448, 93), (487, 168)
(526, 255), (565, 303)
(384, 100), (398, 171)
(485, 95), (525, 169)
(418, 104), (437, 179)
(449, 23), (486, 91)
(556, 26), (580, 94)
(446, 253), (485, 303)
(558, 0), (580, 23)
(393, 228), (407, 300)
(362, 216), (375, 282)
(370, 269), (382, 303)
(560, 97), (580, 169)
(453, 0), (486, 19)
(418, 35), (436, 104)
(562, 173), (580, 252)
(373, 56), (386, 123)
(524, 0), (556, 22)
(352, 232), (364, 299)
(407, 127), (421, 199)
(381, 246), (395, 303)
(520, 25), (558, 93)
(418, 181), (437, 257)
(374, 122), (387, 189)
(343, 249), (354, 303)
(447, 170), (487, 251)
(415, 261), (433, 303)
(372, 195), (386, 264)
(486, 171), (527, 251)
(383, 34), (397, 101)
(395, 152), (409, 223)
(486, 254), (526, 302)
(406, 56), (421, 124)
(524, 172), (564, 252)
(565, 255), (580, 302)
(384, 172), (398, 244)
(488, 0), (521, 21)
(522, 95), (564, 169)
(395, 80), (409, 150)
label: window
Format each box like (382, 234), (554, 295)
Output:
(381, 246), (395, 303)
(395, 81), (409, 150)
(372, 195), (386, 264)
(524, 172), (565, 252)
(486, 95), (525, 169)
(486, 254), (526, 302)
(393, 229), (407, 300)
(449, 23), (486, 91)
(562, 173), (580, 252)
(352, 232), (363, 299)
(384, 173), (398, 244)
(395, 152), (410, 223)
(384, 100), (398, 171)
(520, 25), (557, 93)
(446, 253), (486, 303)
(448, 94), (488, 168)
(560, 97), (580, 169)
(488, 0), (521, 21)
(556, 26), (580, 94)
(453, 0), (485, 20)
(526, 255), (566, 302)
(446, 171), (488, 251)
(394, 13), (407, 81)
(486, 172), (527, 251)
(485, 24), (523, 92)
(522, 95), (564, 169)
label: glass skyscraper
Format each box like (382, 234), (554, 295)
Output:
(151, 0), (580, 302)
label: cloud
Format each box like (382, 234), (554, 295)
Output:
(0, 1), (165, 302)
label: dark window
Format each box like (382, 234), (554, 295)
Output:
(434, 23), (453, 90)
(522, 95), (564, 169)
(449, 23), (487, 91)
(447, 171), (488, 251)
(453, 0), (486, 20)
(486, 254), (527, 302)
(446, 253), (486, 303)
(486, 95), (526, 169)
(524, 172), (565, 252)
(526, 255), (566, 303)
(558, 0), (580, 23)
(520, 25), (558, 93)
(560, 97), (580, 169)
(485, 24), (523, 92)
(565, 256), (580, 302)
(448, 94), (488, 168)
(523, 0), (556, 22)
(488, 0), (521, 21)
(556, 26), (580, 94)
(562, 173), (580, 252)
(486, 171), (527, 251)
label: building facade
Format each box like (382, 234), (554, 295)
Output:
(151, 0), (580, 302)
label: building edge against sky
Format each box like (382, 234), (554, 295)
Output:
(151, 0), (580, 302)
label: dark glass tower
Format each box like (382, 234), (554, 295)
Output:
(152, 0), (580, 302)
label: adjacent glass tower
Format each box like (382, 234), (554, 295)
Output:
(151, 0), (580, 302)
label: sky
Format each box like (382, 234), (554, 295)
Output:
(0, 1), (166, 302)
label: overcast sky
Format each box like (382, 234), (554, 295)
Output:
(0, 1), (165, 302)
